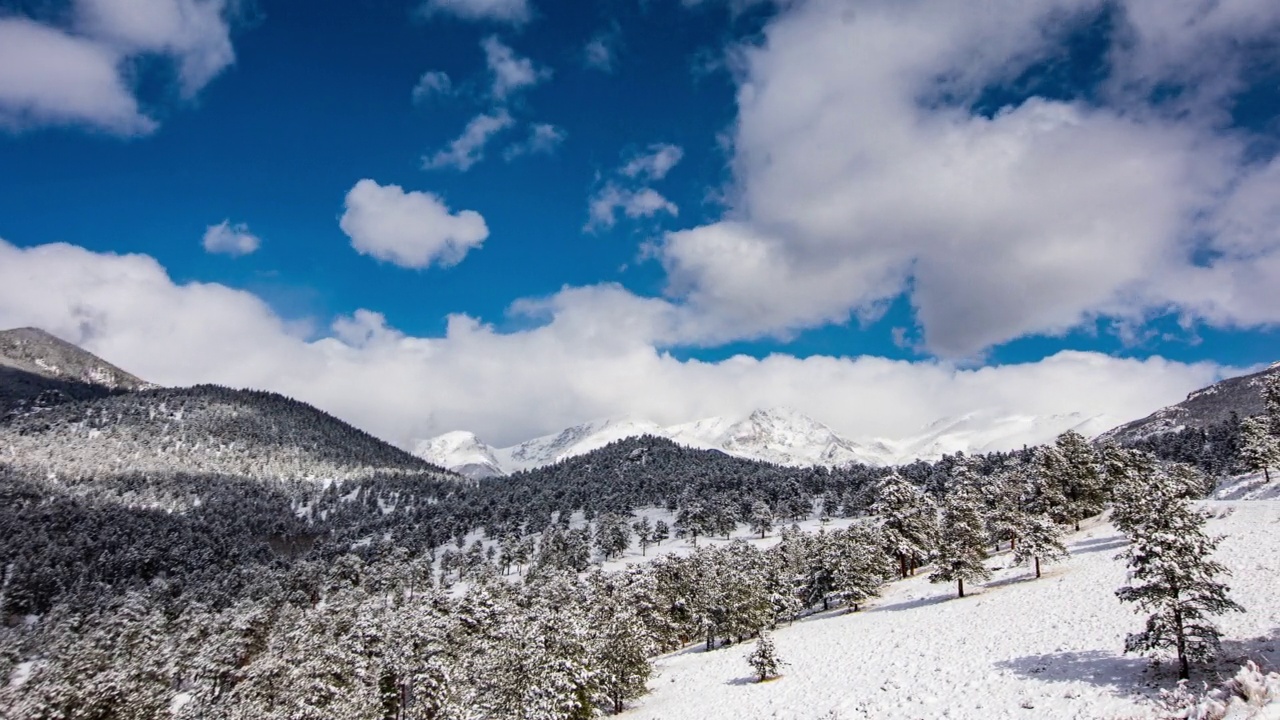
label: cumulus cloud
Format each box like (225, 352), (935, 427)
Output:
(422, 109), (515, 171)
(0, 237), (1231, 450)
(657, 0), (1280, 356)
(419, 0), (531, 25)
(0, 19), (155, 135)
(339, 179), (488, 269)
(482, 36), (550, 100)
(586, 185), (679, 231)
(0, 0), (236, 134)
(75, 0), (236, 98)
(202, 220), (260, 256)
(411, 70), (453, 104)
(503, 123), (566, 160)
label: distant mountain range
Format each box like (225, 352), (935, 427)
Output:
(414, 407), (1117, 478)
(3, 325), (1273, 480)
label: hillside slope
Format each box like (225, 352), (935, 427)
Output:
(0, 327), (151, 414)
(627, 502), (1280, 720)
(1100, 364), (1278, 445)
(0, 384), (450, 482)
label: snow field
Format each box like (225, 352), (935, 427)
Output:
(624, 501), (1280, 720)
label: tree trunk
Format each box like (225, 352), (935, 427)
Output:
(1174, 606), (1189, 680)
(1034, 556), (1041, 579)
(1266, 467), (1272, 483)
(958, 578), (965, 598)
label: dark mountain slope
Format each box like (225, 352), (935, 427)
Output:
(0, 327), (151, 414)
(0, 384), (450, 482)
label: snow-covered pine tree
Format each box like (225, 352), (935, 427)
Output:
(1265, 373), (1280, 435)
(870, 472), (938, 579)
(594, 513), (633, 561)
(1054, 430), (1106, 528)
(1114, 465), (1243, 680)
(632, 516), (654, 556)
(748, 500), (775, 539)
(652, 519), (670, 545)
(1239, 416), (1278, 482)
(589, 606), (653, 715)
(747, 632), (785, 682)
(827, 524), (895, 611)
(930, 482), (991, 598)
(1012, 512), (1068, 579)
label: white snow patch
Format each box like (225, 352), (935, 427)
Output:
(624, 501), (1280, 720)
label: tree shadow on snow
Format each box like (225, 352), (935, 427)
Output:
(1070, 535), (1129, 555)
(1218, 627), (1280, 674)
(869, 593), (952, 613)
(994, 649), (1155, 698)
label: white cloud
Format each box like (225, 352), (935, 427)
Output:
(621, 143), (684, 181)
(411, 70), (453, 104)
(583, 30), (618, 72)
(481, 36), (550, 100)
(0, 19), (155, 135)
(202, 220), (260, 256)
(586, 185), (679, 231)
(0, 1), (236, 134)
(503, 123), (566, 160)
(74, 0), (236, 98)
(586, 143), (685, 231)
(0, 237), (1230, 450)
(422, 109), (515, 171)
(419, 0), (531, 25)
(339, 179), (488, 269)
(655, 0), (1280, 357)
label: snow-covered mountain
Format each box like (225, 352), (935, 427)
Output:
(1098, 362), (1279, 445)
(0, 326), (154, 414)
(414, 406), (1115, 477)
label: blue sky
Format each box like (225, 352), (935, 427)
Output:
(1, 0), (1278, 447)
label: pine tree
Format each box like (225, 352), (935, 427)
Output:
(747, 632), (784, 682)
(930, 483), (991, 598)
(871, 473), (938, 579)
(1239, 416), (1278, 482)
(748, 500), (775, 539)
(590, 607), (653, 715)
(1055, 430), (1107, 528)
(1114, 466), (1244, 680)
(652, 519), (670, 545)
(632, 516), (654, 556)
(1013, 513), (1068, 579)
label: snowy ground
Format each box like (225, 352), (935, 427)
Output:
(625, 501), (1280, 720)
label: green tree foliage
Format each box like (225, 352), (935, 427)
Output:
(1113, 461), (1243, 680)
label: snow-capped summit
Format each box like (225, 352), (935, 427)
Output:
(669, 407), (893, 468)
(504, 416), (665, 470)
(412, 431), (504, 479)
(414, 407), (892, 476)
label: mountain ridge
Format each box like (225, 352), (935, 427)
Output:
(414, 406), (1119, 477)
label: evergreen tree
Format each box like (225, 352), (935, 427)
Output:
(1239, 416), (1278, 482)
(746, 633), (784, 682)
(1012, 513), (1068, 579)
(1115, 473), (1243, 680)
(870, 473), (938, 579)
(632, 516), (654, 556)
(748, 500), (775, 539)
(929, 483), (991, 598)
(590, 607), (653, 715)
(652, 519), (670, 545)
